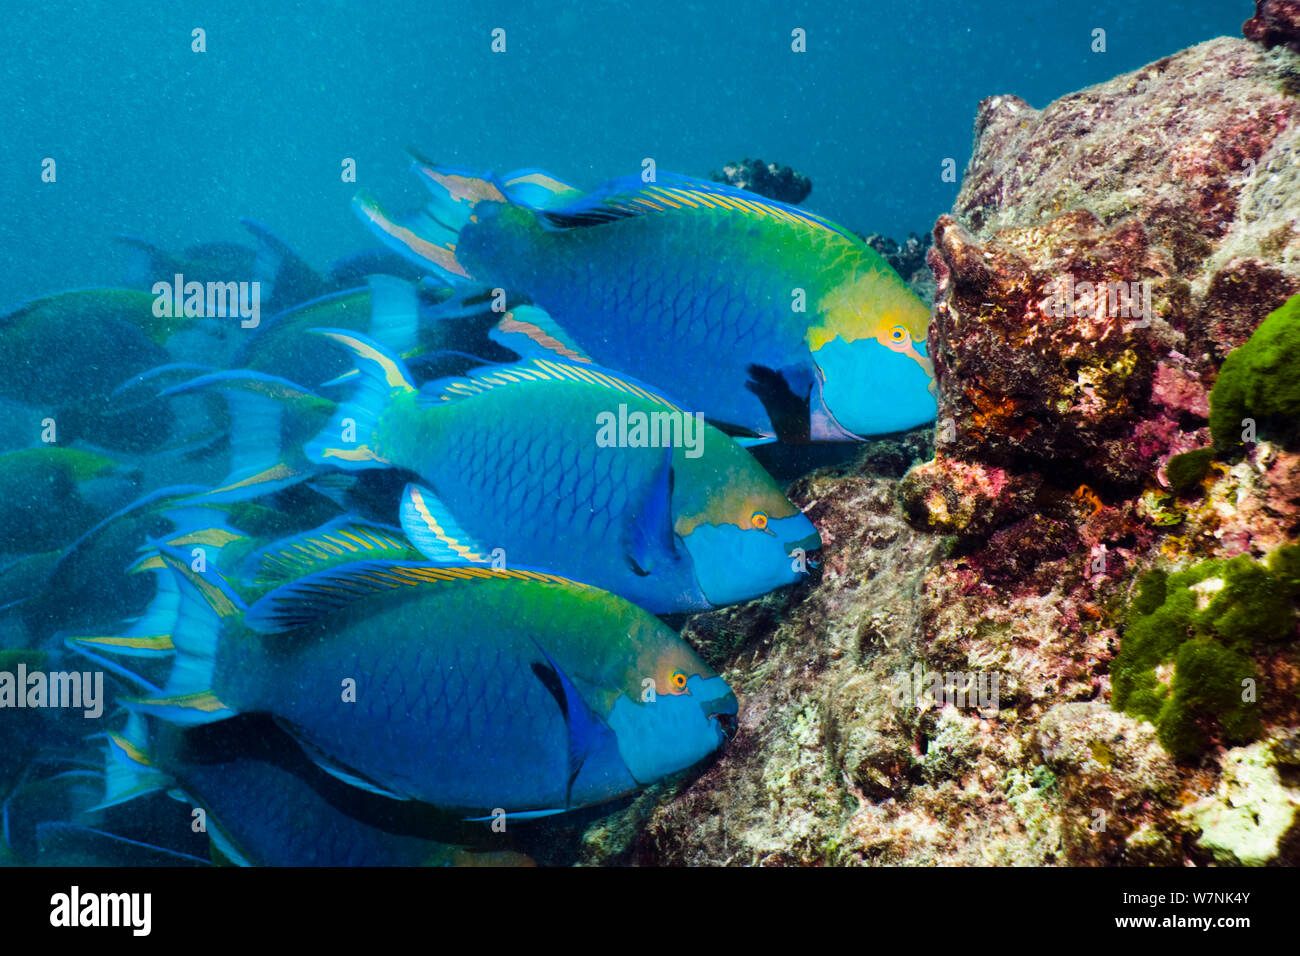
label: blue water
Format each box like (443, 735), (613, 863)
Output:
(3, 0), (1249, 308)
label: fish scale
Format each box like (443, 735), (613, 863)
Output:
(382, 384), (703, 607)
(240, 616), (573, 809)
(132, 724), (487, 867)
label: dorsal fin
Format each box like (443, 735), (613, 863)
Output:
(242, 516), (422, 590)
(536, 173), (858, 241)
(489, 306), (592, 364)
(418, 357), (683, 411)
(243, 560), (589, 634)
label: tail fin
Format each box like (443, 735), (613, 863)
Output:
(303, 329), (415, 471)
(352, 153), (578, 281)
(64, 561), (180, 689)
(353, 189), (473, 282)
(65, 503), (246, 693)
(121, 548), (244, 727)
(96, 712), (173, 811)
(116, 235), (186, 290)
(241, 218), (330, 312)
(366, 274), (421, 358)
(163, 369), (334, 502)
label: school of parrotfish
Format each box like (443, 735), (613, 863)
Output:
(0, 159), (935, 866)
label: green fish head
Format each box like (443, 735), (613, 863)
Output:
(810, 270), (937, 437)
(672, 438), (820, 607)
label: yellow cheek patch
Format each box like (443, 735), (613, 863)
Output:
(808, 270), (932, 352)
(674, 489), (797, 537)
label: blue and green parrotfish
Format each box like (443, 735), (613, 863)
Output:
(84, 550), (737, 819)
(294, 329), (820, 612)
(357, 159), (937, 442)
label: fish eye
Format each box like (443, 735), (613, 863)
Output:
(889, 325), (908, 343)
(669, 670), (689, 692)
(751, 510), (768, 530)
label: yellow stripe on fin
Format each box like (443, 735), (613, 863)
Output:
(317, 331), (416, 393)
(168, 528), (245, 549)
(208, 462), (300, 497)
(354, 196), (471, 278)
(108, 732), (154, 768)
(72, 634), (176, 652)
(131, 690), (230, 714)
(424, 169), (507, 205)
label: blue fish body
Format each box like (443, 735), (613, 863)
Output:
(106, 552), (737, 818)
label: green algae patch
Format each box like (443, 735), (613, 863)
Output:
(1166, 448), (1214, 497)
(1113, 550), (1300, 760)
(1210, 292), (1300, 453)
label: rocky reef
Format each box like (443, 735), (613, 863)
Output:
(863, 232), (936, 303)
(1244, 0), (1300, 56)
(583, 31), (1300, 866)
(709, 158), (812, 205)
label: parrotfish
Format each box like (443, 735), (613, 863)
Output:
(301, 330), (820, 612)
(120, 221), (330, 318)
(227, 276), (516, 390)
(0, 290), (180, 451)
(97, 713), (534, 866)
(0, 447), (119, 553)
(82, 551), (738, 818)
(357, 159), (937, 442)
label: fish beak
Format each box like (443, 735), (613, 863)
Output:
(709, 710), (739, 742)
(785, 528), (821, 561)
(701, 685), (739, 742)
(810, 369), (864, 442)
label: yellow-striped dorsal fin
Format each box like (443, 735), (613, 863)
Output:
(422, 359), (682, 411)
(245, 560), (591, 635)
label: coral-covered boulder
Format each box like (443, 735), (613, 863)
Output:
(927, 37), (1300, 495)
(709, 158), (812, 204)
(1244, 0), (1300, 55)
(926, 212), (1166, 485)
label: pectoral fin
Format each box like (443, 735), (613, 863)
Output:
(529, 640), (611, 810)
(399, 483), (491, 565)
(623, 446), (678, 577)
(744, 363), (815, 444)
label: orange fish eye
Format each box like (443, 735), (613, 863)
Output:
(889, 325), (907, 342)
(669, 670), (689, 692)
(751, 510), (768, 530)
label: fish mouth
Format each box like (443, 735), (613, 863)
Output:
(784, 528), (822, 560)
(701, 686), (739, 742)
(709, 710), (739, 742)
(810, 393), (864, 442)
